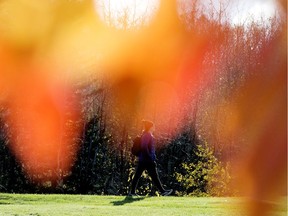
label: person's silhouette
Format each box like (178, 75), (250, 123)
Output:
(129, 120), (173, 196)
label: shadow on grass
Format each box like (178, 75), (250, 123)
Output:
(111, 196), (147, 206)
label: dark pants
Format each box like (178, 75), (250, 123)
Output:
(131, 160), (165, 193)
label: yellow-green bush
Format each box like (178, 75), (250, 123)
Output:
(175, 142), (232, 196)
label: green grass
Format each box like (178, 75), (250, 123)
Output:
(0, 193), (286, 216)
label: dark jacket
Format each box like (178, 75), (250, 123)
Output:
(139, 131), (156, 162)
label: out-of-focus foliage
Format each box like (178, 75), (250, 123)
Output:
(0, 1), (286, 206)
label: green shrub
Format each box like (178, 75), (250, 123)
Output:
(175, 142), (232, 196)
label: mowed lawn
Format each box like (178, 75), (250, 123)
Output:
(0, 193), (286, 216)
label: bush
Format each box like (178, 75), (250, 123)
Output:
(175, 142), (232, 196)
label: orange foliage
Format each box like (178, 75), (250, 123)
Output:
(0, 2), (286, 215)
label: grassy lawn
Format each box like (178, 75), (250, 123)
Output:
(0, 193), (286, 216)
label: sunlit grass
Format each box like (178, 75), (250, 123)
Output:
(0, 193), (286, 216)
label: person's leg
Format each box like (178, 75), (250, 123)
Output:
(130, 162), (145, 194)
(146, 161), (165, 193)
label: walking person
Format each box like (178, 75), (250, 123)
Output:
(129, 120), (173, 196)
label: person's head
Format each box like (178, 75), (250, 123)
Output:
(142, 120), (154, 132)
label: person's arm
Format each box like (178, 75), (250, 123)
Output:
(141, 133), (153, 157)
(149, 136), (156, 161)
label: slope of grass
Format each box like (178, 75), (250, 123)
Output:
(0, 193), (286, 216)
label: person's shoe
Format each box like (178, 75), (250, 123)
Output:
(161, 189), (173, 196)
